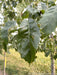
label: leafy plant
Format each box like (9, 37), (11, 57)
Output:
(12, 18), (40, 63)
(1, 0), (57, 63)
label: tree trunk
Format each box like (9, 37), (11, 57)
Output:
(51, 53), (55, 75)
(4, 52), (6, 75)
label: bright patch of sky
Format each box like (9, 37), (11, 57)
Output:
(13, 7), (17, 12)
(55, 0), (57, 4)
(0, 1), (2, 3)
(56, 28), (57, 31)
(11, 31), (18, 36)
(8, 43), (12, 46)
(52, 28), (57, 36)
(0, 14), (4, 24)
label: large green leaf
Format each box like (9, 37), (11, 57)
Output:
(48, 0), (55, 7)
(1, 21), (16, 51)
(13, 18), (40, 63)
(1, 29), (8, 44)
(22, 2), (47, 15)
(22, 2), (47, 20)
(1, 21), (16, 42)
(4, 21), (16, 30)
(27, 5), (39, 15)
(39, 6), (57, 36)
